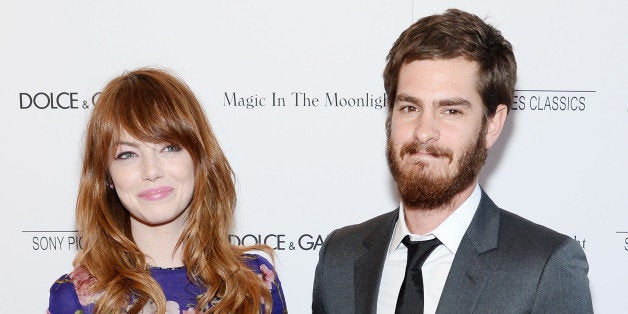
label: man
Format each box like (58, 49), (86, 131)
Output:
(312, 9), (592, 314)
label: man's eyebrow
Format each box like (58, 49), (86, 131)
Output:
(438, 98), (472, 107)
(395, 93), (421, 105)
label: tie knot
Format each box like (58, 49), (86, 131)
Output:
(401, 235), (441, 249)
(401, 235), (441, 270)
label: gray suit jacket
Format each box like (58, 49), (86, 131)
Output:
(312, 191), (593, 313)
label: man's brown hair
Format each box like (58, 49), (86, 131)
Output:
(384, 8), (516, 132)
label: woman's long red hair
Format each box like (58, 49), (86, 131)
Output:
(73, 67), (272, 313)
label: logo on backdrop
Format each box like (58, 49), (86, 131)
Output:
(511, 89), (595, 111)
(616, 231), (628, 251)
(23, 230), (82, 251)
(573, 235), (586, 249)
(18, 91), (100, 110)
(23, 230), (326, 252)
(229, 233), (325, 251)
(222, 89), (596, 111)
(223, 91), (387, 110)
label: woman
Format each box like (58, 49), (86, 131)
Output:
(47, 68), (287, 313)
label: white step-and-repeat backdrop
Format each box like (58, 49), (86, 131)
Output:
(2, 1), (626, 313)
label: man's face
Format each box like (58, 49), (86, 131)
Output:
(387, 57), (496, 209)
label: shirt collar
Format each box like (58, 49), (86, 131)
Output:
(388, 184), (481, 256)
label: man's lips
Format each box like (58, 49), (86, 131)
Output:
(138, 186), (174, 201)
(408, 150), (441, 159)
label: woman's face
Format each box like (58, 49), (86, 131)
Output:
(108, 130), (195, 228)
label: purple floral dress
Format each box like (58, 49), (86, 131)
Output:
(47, 254), (287, 313)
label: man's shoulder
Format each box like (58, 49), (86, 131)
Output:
(316, 209), (397, 271)
(499, 208), (570, 241)
(329, 209), (397, 242)
(477, 191), (573, 248)
(494, 207), (579, 258)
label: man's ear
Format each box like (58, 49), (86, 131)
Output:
(485, 104), (508, 149)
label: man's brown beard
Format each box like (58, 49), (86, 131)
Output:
(386, 126), (487, 210)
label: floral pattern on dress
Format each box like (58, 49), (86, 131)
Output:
(47, 254), (286, 314)
(69, 267), (102, 306)
(258, 264), (275, 290)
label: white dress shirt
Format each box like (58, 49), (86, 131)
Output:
(376, 184), (481, 314)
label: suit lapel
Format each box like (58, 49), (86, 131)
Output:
(354, 210), (398, 314)
(436, 190), (502, 313)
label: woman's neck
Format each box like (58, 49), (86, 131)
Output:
(131, 219), (186, 268)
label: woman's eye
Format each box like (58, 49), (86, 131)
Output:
(163, 144), (182, 153)
(115, 151), (136, 160)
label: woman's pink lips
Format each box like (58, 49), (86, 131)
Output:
(138, 186), (174, 201)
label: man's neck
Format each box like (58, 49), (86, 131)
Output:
(403, 182), (476, 235)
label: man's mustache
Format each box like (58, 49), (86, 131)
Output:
(399, 141), (454, 163)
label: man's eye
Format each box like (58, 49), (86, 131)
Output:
(444, 109), (462, 115)
(400, 105), (417, 112)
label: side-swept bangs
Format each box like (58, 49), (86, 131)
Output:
(94, 69), (207, 165)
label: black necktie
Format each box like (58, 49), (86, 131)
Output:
(395, 235), (442, 314)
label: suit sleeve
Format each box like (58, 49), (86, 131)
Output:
(533, 237), (593, 313)
(312, 229), (337, 314)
